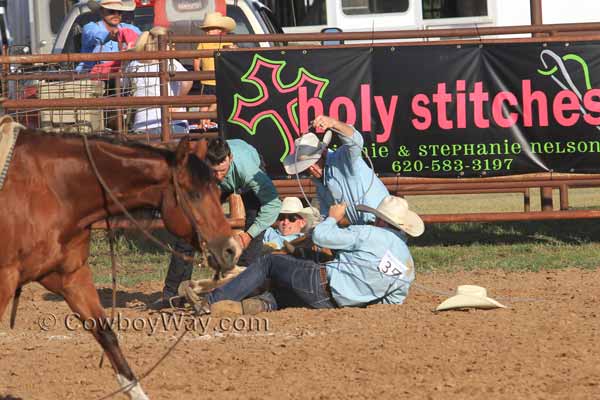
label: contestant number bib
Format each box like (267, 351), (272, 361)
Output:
(378, 251), (408, 277)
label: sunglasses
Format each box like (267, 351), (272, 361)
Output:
(277, 214), (302, 222)
(104, 9), (124, 15)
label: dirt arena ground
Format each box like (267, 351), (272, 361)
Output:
(1, 268), (599, 400)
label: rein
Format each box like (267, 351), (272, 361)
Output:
(81, 135), (202, 264)
(82, 134), (203, 399)
(171, 174), (216, 275)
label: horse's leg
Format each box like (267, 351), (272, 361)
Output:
(0, 268), (19, 321)
(39, 267), (150, 400)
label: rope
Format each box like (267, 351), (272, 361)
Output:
(290, 126), (545, 306)
(98, 219), (118, 369)
(81, 135), (201, 399)
(293, 125), (376, 221)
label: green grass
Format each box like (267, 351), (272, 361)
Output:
(89, 230), (214, 287)
(88, 188), (600, 286)
(411, 220), (600, 272)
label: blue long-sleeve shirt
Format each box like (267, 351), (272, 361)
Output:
(313, 217), (415, 306)
(313, 129), (389, 224)
(76, 21), (141, 72)
(262, 227), (303, 249)
(221, 140), (282, 238)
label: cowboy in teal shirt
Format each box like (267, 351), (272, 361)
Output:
(218, 139), (281, 239)
(155, 138), (281, 309)
(283, 115), (389, 225)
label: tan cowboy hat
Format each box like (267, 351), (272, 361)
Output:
(279, 197), (304, 214)
(299, 206), (320, 230)
(357, 195), (425, 237)
(436, 285), (506, 311)
(200, 12), (236, 32)
(131, 27), (168, 53)
(282, 131), (332, 175)
(88, 0), (136, 12)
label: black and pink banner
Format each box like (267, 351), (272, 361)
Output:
(216, 42), (600, 177)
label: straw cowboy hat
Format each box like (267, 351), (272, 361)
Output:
(278, 197), (319, 228)
(357, 195), (425, 237)
(283, 131), (332, 175)
(88, 0), (136, 12)
(200, 12), (236, 32)
(131, 26), (168, 53)
(436, 285), (506, 311)
(279, 197), (304, 214)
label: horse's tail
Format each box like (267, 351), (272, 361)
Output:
(10, 286), (22, 329)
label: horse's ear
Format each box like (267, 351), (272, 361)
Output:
(191, 139), (208, 160)
(175, 136), (190, 168)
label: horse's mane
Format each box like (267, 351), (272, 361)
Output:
(22, 129), (214, 186)
(22, 129), (175, 160)
(188, 153), (215, 187)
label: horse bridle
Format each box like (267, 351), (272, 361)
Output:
(81, 135), (207, 266)
(170, 168), (215, 272)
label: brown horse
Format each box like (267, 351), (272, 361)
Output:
(0, 117), (241, 399)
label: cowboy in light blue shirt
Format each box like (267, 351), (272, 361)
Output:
(199, 196), (424, 314)
(156, 138), (282, 310)
(263, 228), (302, 250)
(262, 197), (308, 249)
(283, 115), (389, 225)
(77, 1), (141, 72)
(313, 201), (417, 306)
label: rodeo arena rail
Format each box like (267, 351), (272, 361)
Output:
(2, 21), (600, 229)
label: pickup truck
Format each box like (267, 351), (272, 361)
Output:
(52, 0), (283, 54)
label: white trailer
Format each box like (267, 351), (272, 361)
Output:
(261, 0), (600, 35)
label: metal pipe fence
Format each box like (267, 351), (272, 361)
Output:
(2, 24), (600, 223)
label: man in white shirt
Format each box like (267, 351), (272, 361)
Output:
(123, 27), (193, 135)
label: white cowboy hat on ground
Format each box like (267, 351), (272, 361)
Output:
(436, 285), (506, 311)
(279, 197), (304, 214)
(357, 195), (425, 237)
(88, 0), (136, 12)
(283, 131), (332, 175)
(200, 12), (236, 32)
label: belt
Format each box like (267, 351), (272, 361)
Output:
(319, 267), (332, 298)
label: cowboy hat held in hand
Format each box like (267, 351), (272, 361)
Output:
(283, 131), (332, 175)
(357, 195), (425, 237)
(88, 0), (136, 12)
(436, 285), (507, 311)
(131, 26), (168, 53)
(200, 12), (236, 32)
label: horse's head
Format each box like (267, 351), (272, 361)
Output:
(161, 137), (241, 273)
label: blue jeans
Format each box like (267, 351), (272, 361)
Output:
(207, 254), (337, 310)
